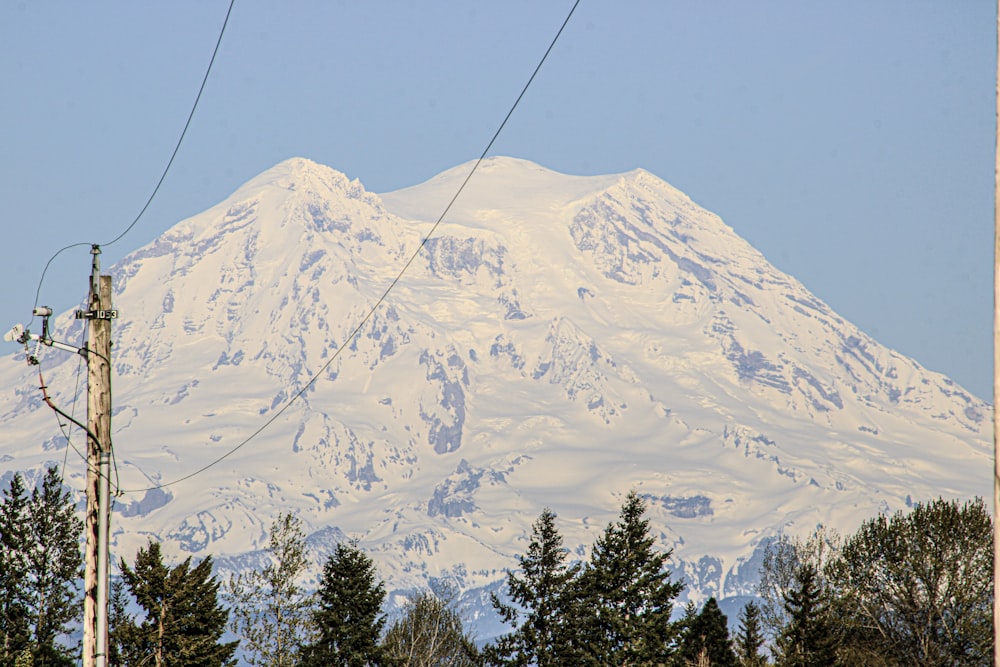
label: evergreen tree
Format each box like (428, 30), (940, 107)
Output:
(108, 579), (133, 666)
(300, 540), (386, 667)
(829, 497), (992, 666)
(225, 512), (310, 667)
(773, 564), (836, 667)
(573, 491), (684, 666)
(110, 541), (237, 667)
(757, 527), (839, 645)
(382, 589), (479, 667)
(674, 601), (699, 661)
(677, 598), (737, 667)
(0, 473), (31, 667)
(733, 602), (768, 667)
(24, 467), (82, 667)
(486, 508), (581, 667)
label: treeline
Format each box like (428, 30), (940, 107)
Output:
(752, 496), (993, 666)
(0, 469), (992, 666)
(0, 468), (82, 667)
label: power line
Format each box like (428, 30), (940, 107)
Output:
(56, 328), (89, 481)
(30, 0), (235, 323)
(31, 244), (90, 319)
(24, 313), (124, 498)
(102, 0), (235, 248)
(38, 368), (97, 473)
(25, 0), (235, 498)
(120, 0), (582, 494)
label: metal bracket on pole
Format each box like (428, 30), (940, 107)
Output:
(4, 308), (88, 365)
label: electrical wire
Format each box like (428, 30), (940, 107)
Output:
(32, 317), (125, 496)
(103, 0), (235, 248)
(119, 0), (582, 494)
(29, 0), (235, 324)
(34, 316), (91, 480)
(38, 368), (96, 472)
(31, 245), (90, 318)
(38, 371), (123, 497)
(57, 328), (89, 481)
(107, 349), (122, 496)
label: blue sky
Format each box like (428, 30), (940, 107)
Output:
(0, 1), (993, 399)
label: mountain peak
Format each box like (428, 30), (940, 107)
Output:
(0, 157), (987, 636)
(229, 156), (370, 202)
(133, 156), (388, 266)
(379, 156), (625, 224)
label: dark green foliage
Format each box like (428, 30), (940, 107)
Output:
(108, 579), (132, 666)
(24, 467), (83, 667)
(773, 564), (836, 667)
(675, 602), (699, 652)
(677, 597), (737, 667)
(300, 540), (387, 667)
(733, 602), (768, 667)
(382, 590), (479, 667)
(828, 497), (992, 667)
(671, 601), (700, 667)
(572, 491), (684, 666)
(110, 541), (237, 666)
(486, 508), (581, 667)
(0, 468), (85, 666)
(0, 473), (31, 667)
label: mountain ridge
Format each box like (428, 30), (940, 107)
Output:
(0, 156), (989, 628)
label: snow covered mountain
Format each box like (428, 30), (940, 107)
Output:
(0, 157), (990, 629)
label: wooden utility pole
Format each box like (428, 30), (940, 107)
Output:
(83, 246), (113, 667)
(994, 0), (999, 660)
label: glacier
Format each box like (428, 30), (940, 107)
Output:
(0, 156), (989, 634)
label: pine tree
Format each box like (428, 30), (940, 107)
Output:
(300, 540), (386, 667)
(773, 564), (836, 667)
(486, 507), (581, 667)
(225, 512), (310, 667)
(733, 602), (767, 667)
(24, 467), (82, 667)
(678, 598), (737, 667)
(757, 527), (839, 645)
(676, 600), (698, 635)
(110, 541), (237, 667)
(573, 491), (684, 666)
(0, 473), (31, 667)
(108, 579), (134, 667)
(382, 589), (479, 667)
